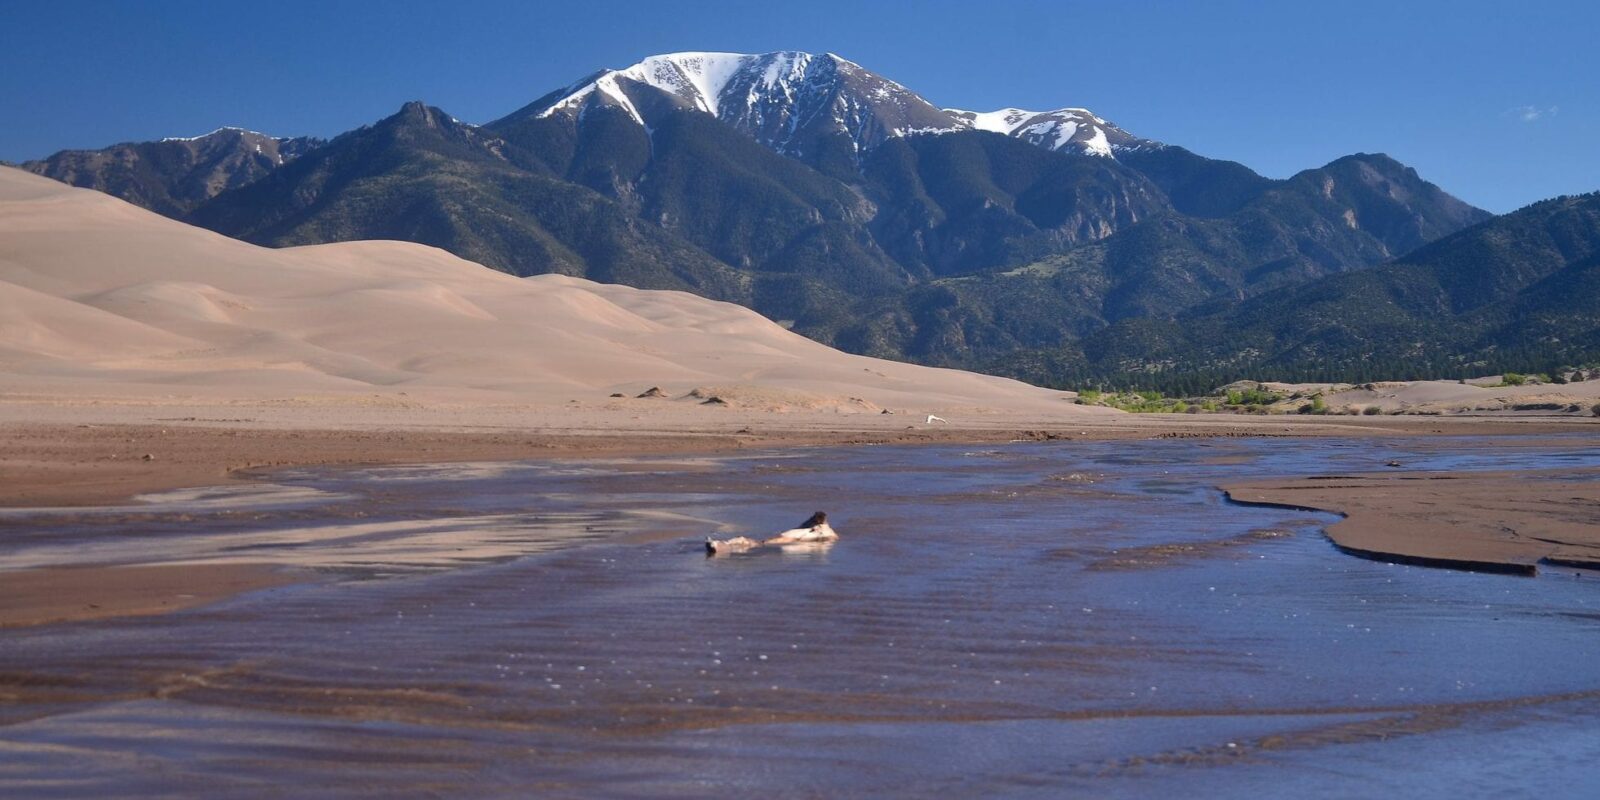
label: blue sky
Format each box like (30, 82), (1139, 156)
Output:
(2, 0), (1594, 212)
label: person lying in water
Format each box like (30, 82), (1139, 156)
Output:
(705, 512), (837, 554)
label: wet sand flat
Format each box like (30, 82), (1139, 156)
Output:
(3, 417), (1595, 632)
(1226, 467), (1600, 573)
(4, 413), (1591, 509)
(0, 563), (294, 628)
(3, 437), (1599, 796)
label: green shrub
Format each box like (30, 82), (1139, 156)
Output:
(1224, 384), (1280, 407)
(1502, 372), (1527, 386)
(1362, 405), (1382, 416)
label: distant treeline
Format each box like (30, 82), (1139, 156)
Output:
(988, 344), (1600, 396)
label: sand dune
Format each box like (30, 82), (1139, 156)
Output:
(0, 167), (1101, 416)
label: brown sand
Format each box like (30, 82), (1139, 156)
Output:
(3, 414), (1592, 626)
(1226, 469), (1600, 574)
(0, 563), (293, 627)
(5, 414), (1593, 509)
(1241, 378), (1600, 416)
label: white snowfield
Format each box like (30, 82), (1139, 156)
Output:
(947, 107), (1127, 156)
(532, 50), (1156, 158)
(538, 51), (897, 126)
(541, 51), (796, 120)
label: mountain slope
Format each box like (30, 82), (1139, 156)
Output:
(1114, 145), (1275, 218)
(188, 102), (750, 298)
(819, 152), (1492, 366)
(487, 103), (905, 291)
(20, 128), (323, 217)
(1044, 191), (1600, 388)
(860, 131), (1167, 278)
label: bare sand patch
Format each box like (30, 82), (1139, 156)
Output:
(0, 563), (294, 627)
(1226, 469), (1600, 574)
(1243, 379), (1600, 416)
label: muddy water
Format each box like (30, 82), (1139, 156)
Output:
(3, 436), (1599, 797)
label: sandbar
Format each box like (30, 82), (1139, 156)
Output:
(1227, 468), (1600, 574)
(0, 563), (293, 628)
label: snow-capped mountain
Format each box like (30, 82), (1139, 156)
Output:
(509, 51), (1153, 161)
(514, 51), (961, 159)
(947, 108), (1150, 156)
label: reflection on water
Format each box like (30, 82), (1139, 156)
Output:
(1, 435), (1598, 797)
(0, 482), (355, 518)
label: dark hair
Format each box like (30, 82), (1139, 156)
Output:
(799, 511), (827, 528)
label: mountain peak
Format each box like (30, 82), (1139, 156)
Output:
(512, 50), (961, 160)
(379, 101), (478, 137)
(394, 100), (451, 122)
(23, 126), (324, 218)
(513, 50), (1157, 163)
(946, 107), (1154, 157)
(538, 51), (867, 119)
(159, 126), (279, 144)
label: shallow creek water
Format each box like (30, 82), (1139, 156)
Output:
(2, 436), (1599, 797)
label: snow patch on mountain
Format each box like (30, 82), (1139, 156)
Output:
(528, 51), (1158, 160)
(1080, 127), (1112, 157)
(539, 51), (815, 123)
(958, 108), (1088, 136)
(554, 73), (647, 124)
(160, 126), (277, 143)
(947, 107), (1138, 157)
(528, 51), (965, 159)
